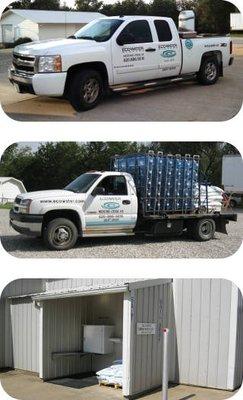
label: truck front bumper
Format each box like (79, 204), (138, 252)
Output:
(10, 210), (43, 236)
(8, 68), (67, 97)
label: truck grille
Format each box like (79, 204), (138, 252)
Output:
(13, 53), (36, 75)
(14, 196), (22, 205)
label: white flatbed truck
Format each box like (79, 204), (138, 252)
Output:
(10, 153), (237, 250)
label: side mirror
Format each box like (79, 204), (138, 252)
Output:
(117, 32), (134, 46)
(92, 187), (106, 196)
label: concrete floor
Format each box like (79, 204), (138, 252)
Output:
(0, 370), (238, 400)
(0, 40), (242, 122)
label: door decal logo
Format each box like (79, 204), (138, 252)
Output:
(102, 202), (120, 210)
(161, 50), (177, 58)
(185, 39), (193, 50)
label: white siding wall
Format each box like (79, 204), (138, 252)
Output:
(172, 279), (241, 390)
(42, 292), (123, 380)
(39, 23), (84, 40)
(16, 19), (39, 41)
(1, 182), (23, 204)
(0, 13), (23, 43)
(129, 282), (172, 397)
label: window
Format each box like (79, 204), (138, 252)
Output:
(65, 173), (100, 193)
(97, 176), (127, 196)
(154, 20), (172, 42)
(75, 19), (124, 42)
(117, 20), (153, 45)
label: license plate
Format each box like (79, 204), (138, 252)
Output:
(14, 83), (20, 93)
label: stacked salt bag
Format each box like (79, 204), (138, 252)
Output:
(199, 185), (223, 212)
(96, 360), (123, 387)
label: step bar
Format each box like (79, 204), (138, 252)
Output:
(110, 74), (196, 93)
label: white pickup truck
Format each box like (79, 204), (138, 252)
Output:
(9, 11), (234, 111)
(10, 158), (237, 250)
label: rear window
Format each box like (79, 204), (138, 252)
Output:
(154, 20), (172, 42)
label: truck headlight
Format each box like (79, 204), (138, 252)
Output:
(38, 55), (62, 73)
(20, 199), (32, 214)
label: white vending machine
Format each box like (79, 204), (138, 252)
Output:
(83, 325), (115, 354)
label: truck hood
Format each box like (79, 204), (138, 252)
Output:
(17, 190), (85, 201)
(14, 38), (97, 56)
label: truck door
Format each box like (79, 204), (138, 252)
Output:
(153, 19), (182, 78)
(111, 20), (159, 85)
(83, 175), (136, 235)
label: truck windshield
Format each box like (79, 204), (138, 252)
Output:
(74, 19), (124, 42)
(64, 173), (101, 193)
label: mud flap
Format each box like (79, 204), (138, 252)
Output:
(215, 218), (228, 235)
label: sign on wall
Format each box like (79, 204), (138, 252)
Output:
(137, 323), (157, 335)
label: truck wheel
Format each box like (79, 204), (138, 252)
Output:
(69, 69), (103, 111)
(192, 218), (216, 242)
(229, 199), (237, 208)
(197, 57), (219, 85)
(43, 218), (78, 250)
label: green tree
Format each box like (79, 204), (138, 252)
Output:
(191, 0), (238, 33)
(149, 0), (178, 22)
(0, 144), (34, 189)
(9, 0), (61, 10)
(75, 0), (103, 12)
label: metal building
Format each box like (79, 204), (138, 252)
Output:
(0, 279), (242, 398)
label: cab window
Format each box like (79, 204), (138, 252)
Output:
(117, 20), (153, 45)
(97, 176), (128, 196)
(154, 20), (172, 42)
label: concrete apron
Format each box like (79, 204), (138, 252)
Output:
(0, 370), (238, 400)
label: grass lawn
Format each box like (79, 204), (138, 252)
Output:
(231, 32), (243, 37)
(0, 203), (12, 210)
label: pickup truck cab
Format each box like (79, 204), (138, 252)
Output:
(9, 13), (234, 111)
(10, 169), (237, 251)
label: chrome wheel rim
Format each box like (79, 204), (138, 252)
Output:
(52, 226), (72, 246)
(205, 62), (217, 81)
(83, 78), (100, 104)
(201, 221), (212, 236)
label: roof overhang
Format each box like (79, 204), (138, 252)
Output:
(32, 285), (128, 301)
(6, 280), (172, 302)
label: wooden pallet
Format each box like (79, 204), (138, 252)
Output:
(98, 380), (122, 390)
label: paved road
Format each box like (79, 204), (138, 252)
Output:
(0, 209), (242, 259)
(0, 44), (242, 122)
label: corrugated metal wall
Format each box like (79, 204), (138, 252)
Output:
(9, 298), (39, 372)
(0, 299), (5, 369)
(172, 279), (236, 390)
(0, 279), (44, 370)
(2, 279), (45, 297)
(45, 279), (138, 292)
(129, 282), (172, 396)
(42, 293), (124, 380)
(234, 288), (243, 389)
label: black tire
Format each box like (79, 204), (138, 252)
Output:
(197, 57), (219, 85)
(191, 218), (216, 242)
(229, 199), (237, 208)
(69, 69), (103, 111)
(43, 218), (78, 251)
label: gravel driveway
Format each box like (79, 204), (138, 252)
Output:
(0, 209), (242, 259)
